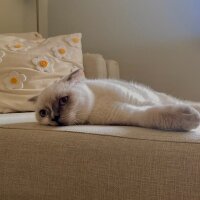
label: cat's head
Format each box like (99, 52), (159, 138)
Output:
(30, 70), (93, 126)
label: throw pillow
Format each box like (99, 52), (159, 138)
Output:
(1, 32), (43, 40)
(0, 33), (83, 113)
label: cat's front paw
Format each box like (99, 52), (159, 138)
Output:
(176, 105), (200, 130)
(161, 105), (200, 131)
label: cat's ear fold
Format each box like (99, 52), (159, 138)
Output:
(61, 69), (84, 83)
(28, 95), (38, 103)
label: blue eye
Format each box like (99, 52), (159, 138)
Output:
(39, 109), (47, 117)
(59, 96), (68, 106)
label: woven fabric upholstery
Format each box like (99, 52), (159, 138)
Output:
(0, 112), (200, 200)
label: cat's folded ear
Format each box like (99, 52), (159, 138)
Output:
(61, 69), (85, 84)
(28, 95), (38, 103)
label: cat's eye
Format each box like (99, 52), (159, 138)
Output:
(59, 96), (68, 106)
(39, 109), (48, 118)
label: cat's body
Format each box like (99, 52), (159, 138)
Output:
(31, 70), (200, 131)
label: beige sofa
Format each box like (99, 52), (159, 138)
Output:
(83, 53), (120, 79)
(0, 54), (200, 200)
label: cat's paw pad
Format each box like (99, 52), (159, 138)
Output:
(179, 106), (200, 130)
(175, 105), (197, 115)
(160, 105), (200, 131)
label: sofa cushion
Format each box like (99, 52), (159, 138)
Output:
(0, 112), (200, 143)
(83, 53), (107, 79)
(0, 112), (200, 200)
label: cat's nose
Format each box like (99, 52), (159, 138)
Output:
(52, 115), (60, 122)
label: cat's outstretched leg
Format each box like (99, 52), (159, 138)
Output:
(185, 101), (200, 113)
(109, 103), (200, 131)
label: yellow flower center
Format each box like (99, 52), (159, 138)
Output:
(39, 60), (48, 68)
(72, 37), (80, 44)
(14, 44), (22, 48)
(58, 48), (66, 54)
(10, 77), (18, 84)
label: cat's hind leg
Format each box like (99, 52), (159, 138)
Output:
(109, 103), (200, 131)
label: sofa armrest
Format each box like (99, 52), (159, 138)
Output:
(83, 53), (120, 79)
(83, 53), (107, 79)
(106, 60), (120, 79)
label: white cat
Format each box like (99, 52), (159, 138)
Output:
(30, 70), (200, 131)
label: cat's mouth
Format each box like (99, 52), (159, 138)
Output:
(48, 121), (65, 126)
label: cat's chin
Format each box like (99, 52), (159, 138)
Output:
(47, 119), (78, 126)
(49, 121), (65, 126)
(39, 121), (61, 126)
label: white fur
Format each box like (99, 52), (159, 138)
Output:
(34, 78), (200, 131)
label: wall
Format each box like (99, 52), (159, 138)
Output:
(48, 0), (200, 101)
(37, 0), (48, 37)
(0, 0), (37, 33)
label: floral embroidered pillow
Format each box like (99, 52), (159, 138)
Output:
(0, 33), (83, 113)
(1, 32), (43, 40)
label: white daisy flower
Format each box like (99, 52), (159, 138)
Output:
(7, 39), (31, 52)
(52, 46), (72, 61)
(32, 56), (54, 73)
(65, 34), (81, 48)
(3, 71), (27, 89)
(0, 50), (5, 63)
